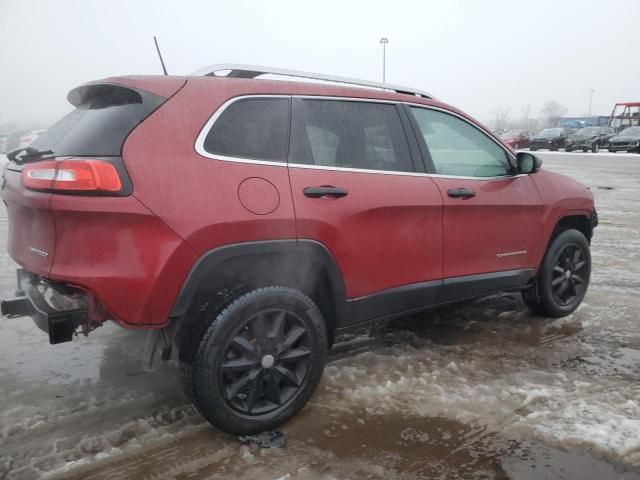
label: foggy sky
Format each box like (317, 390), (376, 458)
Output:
(1, 0), (638, 129)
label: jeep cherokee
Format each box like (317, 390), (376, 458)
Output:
(1, 64), (596, 435)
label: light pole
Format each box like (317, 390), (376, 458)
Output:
(379, 37), (389, 83)
(588, 89), (595, 117)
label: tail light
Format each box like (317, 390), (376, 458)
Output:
(22, 159), (122, 193)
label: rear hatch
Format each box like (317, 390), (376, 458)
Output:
(1, 77), (185, 277)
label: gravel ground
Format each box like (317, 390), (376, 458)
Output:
(1, 151), (640, 479)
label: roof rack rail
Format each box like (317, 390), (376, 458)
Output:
(191, 63), (435, 99)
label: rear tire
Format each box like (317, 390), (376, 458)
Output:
(522, 229), (591, 317)
(186, 286), (328, 435)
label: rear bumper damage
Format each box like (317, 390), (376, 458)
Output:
(1, 269), (89, 344)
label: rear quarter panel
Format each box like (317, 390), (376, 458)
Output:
(121, 79), (297, 254)
(49, 195), (197, 327)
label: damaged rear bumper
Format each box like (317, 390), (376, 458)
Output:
(1, 269), (87, 344)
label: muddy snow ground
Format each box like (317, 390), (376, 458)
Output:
(1, 151), (640, 480)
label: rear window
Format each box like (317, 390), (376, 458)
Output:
(31, 84), (165, 156)
(289, 99), (413, 172)
(202, 97), (290, 161)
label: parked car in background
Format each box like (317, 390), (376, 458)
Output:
(5, 129), (46, 152)
(0, 134), (9, 153)
(529, 128), (569, 151)
(608, 126), (640, 153)
(19, 130), (45, 149)
(5, 130), (28, 152)
(560, 119), (592, 133)
(499, 130), (531, 149)
(565, 126), (616, 153)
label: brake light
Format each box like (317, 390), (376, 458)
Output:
(22, 160), (122, 193)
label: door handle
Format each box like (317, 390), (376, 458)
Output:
(303, 186), (349, 199)
(447, 188), (476, 199)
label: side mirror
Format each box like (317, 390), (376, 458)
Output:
(516, 152), (542, 174)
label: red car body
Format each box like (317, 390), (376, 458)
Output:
(1, 74), (595, 341)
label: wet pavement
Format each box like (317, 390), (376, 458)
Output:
(1, 152), (640, 479)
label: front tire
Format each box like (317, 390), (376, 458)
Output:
(186, 287), (328, 435)
(592, 143), (600, 153)
(522, 229), (591, 317)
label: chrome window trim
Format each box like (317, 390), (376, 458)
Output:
(195, 94), (524, 181)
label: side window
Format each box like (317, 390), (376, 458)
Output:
(290, 99), (413, 172)
(410, 107), (511, 177)
(203, 97), (289, 161)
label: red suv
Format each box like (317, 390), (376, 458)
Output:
(1, 65), (596, 435)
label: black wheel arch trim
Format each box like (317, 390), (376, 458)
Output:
(169, 239), (349, 325)
(171, 238), (535, 333)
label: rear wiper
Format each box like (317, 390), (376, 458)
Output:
(7, 147), (55, 164)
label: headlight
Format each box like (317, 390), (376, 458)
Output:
(548, 140), (553, 143)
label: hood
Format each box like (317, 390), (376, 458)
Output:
(569, 133), (596, 141)
(611, 135), (640, 142)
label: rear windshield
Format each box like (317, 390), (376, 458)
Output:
(31, 84), (165, 156)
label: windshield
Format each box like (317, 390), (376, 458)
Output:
(539, 128), (563, 136)
(576, 127), (600, 136)
(620, 127), (640, 136)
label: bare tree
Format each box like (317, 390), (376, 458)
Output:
(540, 101), (567, 128)
(492, 107), (511, 132)
(517, 104), (541, 131)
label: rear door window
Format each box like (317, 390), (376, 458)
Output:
(202, 97), (290, 161)
(32, 84), (166, 156)
(290, 99), (414, 173)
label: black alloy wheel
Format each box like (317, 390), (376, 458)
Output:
(550, 244), (588, 307)
(219, 308), (312, 416)
(185, 287), (328, 435)
(522, 229), (591, 317)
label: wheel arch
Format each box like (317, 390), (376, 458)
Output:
(169, 240), (348, 347)
(552, 214), (594, 243)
